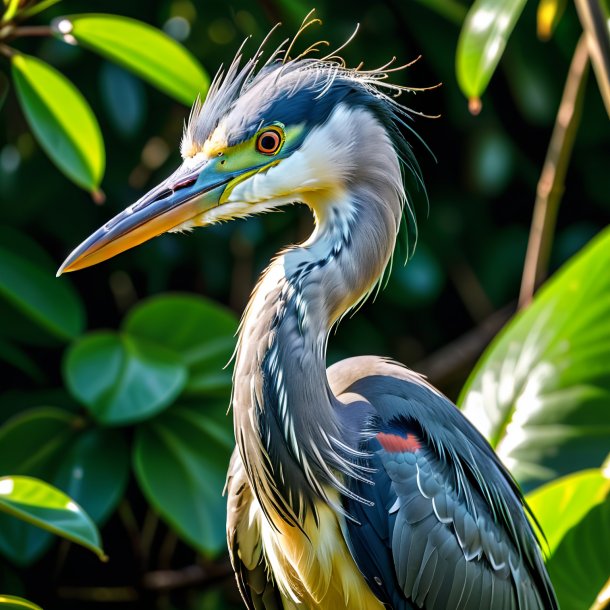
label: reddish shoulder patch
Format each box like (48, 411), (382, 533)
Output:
(377, 431), (422, 453)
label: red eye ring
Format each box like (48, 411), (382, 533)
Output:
(256, 129), (282, 155)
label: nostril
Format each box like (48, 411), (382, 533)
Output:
(173, 176), (197, 190)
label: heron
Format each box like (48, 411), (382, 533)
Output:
(58, 21), (558, 610)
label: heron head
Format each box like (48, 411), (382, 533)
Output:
(58, 31), (422, 275)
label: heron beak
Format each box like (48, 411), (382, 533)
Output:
(57, 159), (235, 275)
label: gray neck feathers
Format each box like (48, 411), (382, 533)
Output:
(231, 106), (404, 524)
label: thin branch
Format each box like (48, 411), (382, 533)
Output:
(142, 562), (234, 592)
(590, 574), (610, 610)
(7, 24), (52, 39)
(518, 34), (590, 309)
(57, 586), (139, 602)
(0, 42), (15, 57)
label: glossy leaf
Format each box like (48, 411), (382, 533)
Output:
(456, 0), (527, 107)
(65, 331), (187, 425)
(460, 228), (610, 490)
(526, 469), (610, 555)
(537, 0), (567, 40)
(11, 54), (104, 191)
(53, 14), (209, 105)
(546, 495), (610, 610)
(0, 409), (127, 565)
(0, 239), (85, 342)
(124, 294), (238, 396)
(0, 476), (104, 560)
(134, 403), (233, 555)
(0, 595), (42, 610)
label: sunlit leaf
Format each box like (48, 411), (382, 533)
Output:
(537, 0), (567, 40)
(1, 0), (19, 23)
(456, 0), (528, 109)
(124, 294), (238, 397)
(526, 469), (610, 555)
(0, 236), (85, 341)
(0, 595), (42, 610)
(64, 331), (187, 425)
(0, 409), (126, 565)
(460, 228), (610, 490)
(19, 0), (62, 19)
(52, 14), (209, 105)
(11, 54), (104, 191)
(546, 495), (610, 610)
(0, 476), (104, 560)
(134, 403), (233, 555)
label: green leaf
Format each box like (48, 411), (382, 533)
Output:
(526, 469), (610, 556)
(0, 476), (104, 560)
(0, 595), (42, 610)
(0, 238), (85, 342)
(546, 494), (610, 610)
(52, 14), (209, 106)
(456, 0), (528, 108)
(11, 54), (104, 192)
(0, 339), (44, 381)
(64, 331), (187, 425)
(124, 294), (238, 397)
(460, 228), (610, 490)
(54, 428), (130, 524)
(0, 409), (127, 565)
(134, 403), (233, 555)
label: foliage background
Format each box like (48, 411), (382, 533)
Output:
(0, 0), (609, 609)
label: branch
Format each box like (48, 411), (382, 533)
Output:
(518, 34), (590, 309)
(141, 562), (234, 592)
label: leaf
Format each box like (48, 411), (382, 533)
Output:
(0, 409), (128, 565)
(546, 495), (610, 610)
(526, 469), (610, 556)
(52, 14), (209, 106)
(53, 428), (129, 524)
(0, 476), (104, 560)
(460, 228), (610, 490)
(537, 0), (567, 40)
(0, 237), (85, 342)
(1, 0), (19, 23)
(64, 331), (187, 425)
(124, 294), (238, 397)
(0, 339), (44, 381)
(134, 403), (233, 555)
(11, 54), (105, 192)
(456, 0), (528, 108)
(0, 595), (42, 610)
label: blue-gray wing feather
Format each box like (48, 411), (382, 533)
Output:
(329, 356), (558, 610)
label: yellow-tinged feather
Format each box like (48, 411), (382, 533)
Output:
(241, 489), (384, 609)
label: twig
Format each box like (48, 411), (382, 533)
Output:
(416, 303), (515, 388)
(518, 34), (589, 309)
(57, 586), (139, 602)
(8, 24), (52, 38)
(141, 562), (234, 592)
(590, 574), (610, 610)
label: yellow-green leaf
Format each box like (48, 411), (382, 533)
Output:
(537, 0), (567, 40)
(456, 0), (528, 107)
(0, 595), (42, 610)
(11, 54), (104, 192)
(0, 476), (104, 560)
(52, 14), (209, 106)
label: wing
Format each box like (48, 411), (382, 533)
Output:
(226, 449), (284, 610)
(328, 356), (558, 610)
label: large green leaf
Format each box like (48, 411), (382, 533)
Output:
(526, 469), (610, 556)
(546, 494), (610, 610)
(0, 595), (42, 610)
(456, 0), (528, 107)
(52, 14), (209, 105)
(460, 228), (610, 490)
(64, 331), (187, 426)
(124, 294), (238, 396)
(134, 403), (233, 555)
(11, 53), (104, 191)
(0, 408), (128, 565)
(0, 476), (104, 560)
(0, 239), (85, 342)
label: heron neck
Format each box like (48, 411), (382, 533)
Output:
(231, 183), (401, 521)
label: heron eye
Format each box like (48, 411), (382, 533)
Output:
(256, 129), (282, 155)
